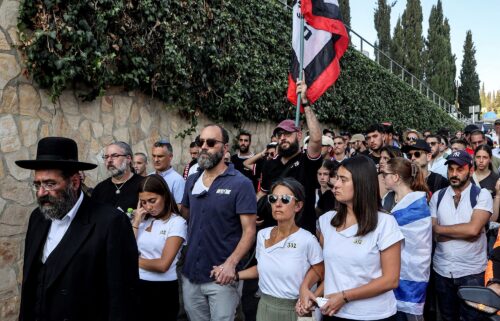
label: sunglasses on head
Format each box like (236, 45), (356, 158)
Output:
(406, 151), (423, 158)
(267, 194), (297, 205)
(195, 137), (225, 148)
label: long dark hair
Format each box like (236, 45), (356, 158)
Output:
(474, 144), (493, 171)
(331, 156), (380, 236)
(138, 174), (179, 219)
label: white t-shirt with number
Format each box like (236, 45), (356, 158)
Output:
(318, 211), (404, 320)
(137, 214), (187, 281)
(256, 227), (323, 300)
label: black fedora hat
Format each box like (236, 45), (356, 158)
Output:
(15, 137), (97, 171)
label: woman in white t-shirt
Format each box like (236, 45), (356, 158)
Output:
(298, 156), (404, 321)
(131, 174), (187, 321)
(236, 177), (323, 321)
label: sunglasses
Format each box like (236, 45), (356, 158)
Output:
(428, 141), (438, 146)
(195, 137), (225, 148)
(406, 136), (417, 141)
(267, 194), (297, 205)
(406, 151), (423, 158)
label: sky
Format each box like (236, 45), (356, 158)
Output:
(349, 0), (500, 93)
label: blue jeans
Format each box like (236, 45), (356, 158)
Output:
(434, 271), (488, 321)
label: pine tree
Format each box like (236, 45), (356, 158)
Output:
(458, 30), (481, 116)
(480, 83), (488, 109)
(374, 0), (393, 68)
(339, 0), (351, 27)
(401, 0), (424, 79)
(425, 0), (456, 103)
(391, 17), (405, 76)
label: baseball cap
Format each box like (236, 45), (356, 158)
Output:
(401, 139), (431, 153)
(349, 134), (365, 143)
(273, 119), (300, 136)
(463, 124), (479, 134)
(322, 136), (334, 147)
(445, 150), (472, 167)
(495, 119), (500, 125)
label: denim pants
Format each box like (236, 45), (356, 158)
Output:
(434, 271), (488, 321)
(182, 275), (242, 321)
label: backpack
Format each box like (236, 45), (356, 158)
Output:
(436, 183), (481, 210)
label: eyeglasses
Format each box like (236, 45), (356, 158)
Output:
(406, 137), (417, 141)
(275, 130), (293, 138)
(195, 137), (225, 148)
(30, 181), (59, 192)
(428, 141), (438, 146)
(406, 151), (422, 158)
(267, 194), (297, 205)
(102, 154), (127, 160)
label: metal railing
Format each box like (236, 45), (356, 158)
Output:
(275, 0), (468, 124)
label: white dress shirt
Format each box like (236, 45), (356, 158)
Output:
(42, 191), (84, 263)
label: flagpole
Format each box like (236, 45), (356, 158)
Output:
(295, 14), (305, 127)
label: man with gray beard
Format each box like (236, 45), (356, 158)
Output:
(180, 124), (257, 321)
(16, 137), (139, 321)
(91, 141), (143, 212)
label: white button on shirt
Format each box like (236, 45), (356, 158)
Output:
(41, 192), (84, 263)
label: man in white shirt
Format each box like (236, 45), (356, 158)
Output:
(426, 134), (447, 178)
(430, 150), (493, 321)
(16, 137), (139, 321)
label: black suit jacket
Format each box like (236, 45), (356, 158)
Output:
(20, 194), (139, 321)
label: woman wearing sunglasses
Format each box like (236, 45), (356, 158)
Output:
(382, 157), (431, 321)
(237, 177), (323, 321)
(131, 174), (187, 321)
(298, 156), (403, 321)
(402, 129), (422, 146)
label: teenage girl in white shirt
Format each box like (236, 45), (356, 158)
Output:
(236, 177), (324, 321)
(298, 156), (404, 321)
(132, 174), (187, 321)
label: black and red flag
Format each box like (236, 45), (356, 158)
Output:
(287, 0), (349, 107)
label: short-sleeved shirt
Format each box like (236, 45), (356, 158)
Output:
(231, 153), (258, 190)
(155, 167), (185, 204)
(91, 174), (143, 212)
(318, 211), (404, 320)
(428, 155), (448, 178)
(430, 184), (493, 278)
(137, 214), (187, 281)
(477, 171), (500, 197)
(426, 172), (449, 194)
(260, 151), (322, 234)
(181, 164), (257, 283)
(256, 227), (323, 299)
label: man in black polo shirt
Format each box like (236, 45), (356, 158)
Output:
(258, 82), (322, 234)
(231, 130), (258, 190)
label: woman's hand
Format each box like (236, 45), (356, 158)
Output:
(321, 292), (345, 316)
(132, 200), (147, 227)
(296, 287), (316, 316)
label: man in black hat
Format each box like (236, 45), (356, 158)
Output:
(16, 137), (139, 321)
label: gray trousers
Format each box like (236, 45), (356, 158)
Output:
(182, 275), (242, 321)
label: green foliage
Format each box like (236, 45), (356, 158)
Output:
(401, 0), (424, 79)
(425, 0), (456, 103)
(18, 0), (461, 133)
(339, 0), (351, 28)
(458, 30), (480, 116)
(374, 0), (392, 68)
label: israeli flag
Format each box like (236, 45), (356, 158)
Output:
(391, 191), (432, 315)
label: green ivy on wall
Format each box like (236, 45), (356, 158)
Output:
(18, 0), (461, 132)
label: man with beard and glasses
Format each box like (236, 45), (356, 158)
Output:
(426, 134), (448, 178)
(430, 150), (493, 321)
(91, 141), (143, 212)
(231, 131), (259, 190)
(179, 124), (257, 321)
(16, 137), (139, 321)
(258, 80), (322, 234)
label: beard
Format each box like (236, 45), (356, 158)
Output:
(37, 185), (78, 220)
(239, 144), (249, 153)
(198, 149), (224, 170)
(449, 172), (470, 188)
(107, 160), (128, 178)
(279, 139), (300, 158)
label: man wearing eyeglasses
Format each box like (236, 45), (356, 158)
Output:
(426, 135), (448, 178)
(402, 139), (449, 194)
(92, 141), (143, 212)
(16, 137), (139, 321)
(179, 124), (257, 321)
(151, 140), (185, 208)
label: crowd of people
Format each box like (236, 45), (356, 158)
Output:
(16, 82), (500, 321)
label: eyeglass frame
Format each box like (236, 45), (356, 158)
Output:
(195, 137), (226, 148)
(267, 194), (298, 205)
(102, 153), (128, 161)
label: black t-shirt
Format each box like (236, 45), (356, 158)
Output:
(261, 151), (323, 234)
(317, 190), (337, 215)
(478, 171), (500, 197)
(362, 150), (380, 165)
(231, 154), (258, 190)
(91, 174), (143, 211)
(426, 172), (449, 194)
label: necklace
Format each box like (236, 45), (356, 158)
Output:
(113, 173), (132, 194)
